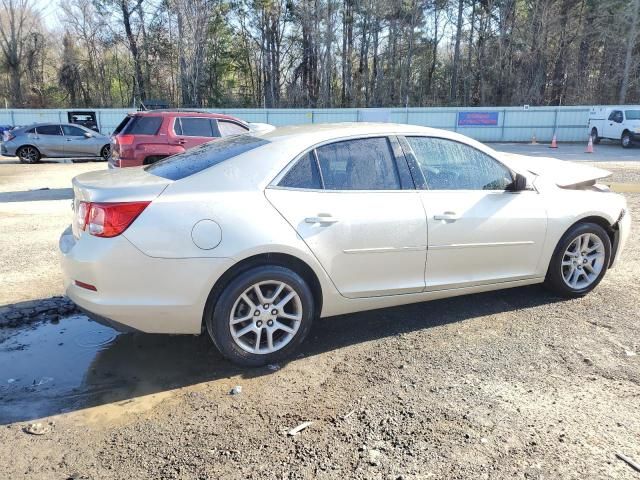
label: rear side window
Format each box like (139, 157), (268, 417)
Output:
(218, 120), (248, 136)
(174, 117), (220, 137)
(36, 125), (62, 136)
(279, 152), (322, 189)
(123, 116), (162, 135)
(315, 137), (401, 190)
(146, 135), (269, 181)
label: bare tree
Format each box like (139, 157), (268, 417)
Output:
(0, 0), (40, 106)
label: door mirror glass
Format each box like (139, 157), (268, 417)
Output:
(507, 172), (528, 192)
(83, 132), (93, 138)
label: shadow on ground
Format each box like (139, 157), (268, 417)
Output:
(0, 188), (73, 202)
(0, 285), (565, 424)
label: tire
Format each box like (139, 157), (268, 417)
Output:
(100, 145), (111, 161)
(544, 222), (611, 298)
(16, 145), (41, 164)
(590, 127), (600, 144)
(206, 266), (315, 367)
(621, 131), (633, 149)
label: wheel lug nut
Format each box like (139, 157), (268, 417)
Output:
(256, 320), (263, 327)
(271, 309), (277, 315)
(267, 320), (274, 327)
(254, 310), (260, 316)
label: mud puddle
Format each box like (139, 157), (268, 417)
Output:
(0, 315), (239, 424)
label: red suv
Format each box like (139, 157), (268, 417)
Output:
(109, 110), (250, 168)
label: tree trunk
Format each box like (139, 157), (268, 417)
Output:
(121, 0), (146, 103)
(450, 0), (464, 103)
(620, 0), (640, 103)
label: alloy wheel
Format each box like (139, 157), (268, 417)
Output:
(19, 147), (38, 163)
(229, 280), (303, 354)
(561, 233), (605, 289)
(101, 145), (111, 161)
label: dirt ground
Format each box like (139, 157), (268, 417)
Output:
(0, 147), (639, 479)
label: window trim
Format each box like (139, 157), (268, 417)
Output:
(399, 135), (516, 192)
(173, 117), (221, 138)
(269, 134), (414, 193)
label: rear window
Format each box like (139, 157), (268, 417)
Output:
(113, 116), (131, 135)
(625, 110), (640, 120)
(145, 135), (269, 181)
(123, 116), (162, 135)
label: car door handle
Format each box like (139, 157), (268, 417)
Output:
(433, 211), (458, 222)
(305, 214), (339, 224)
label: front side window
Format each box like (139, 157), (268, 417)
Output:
(36, 125), (63, 136)
(218, 120), (249, 136)
(406, 137), (512, 191)
(608, 111), (623, 123)
(279, 152), (322, 189)
(175, 117), (220, 137)
(62, 125), (87, 136)
(315, 137), (401, 190)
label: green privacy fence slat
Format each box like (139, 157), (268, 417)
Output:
(0, 106), (597, 142)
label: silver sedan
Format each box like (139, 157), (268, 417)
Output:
(1, 123), (111, 163)
(60, 123), (630, 366)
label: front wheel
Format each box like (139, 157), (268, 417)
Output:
(16, 145), (41, 164)
(206, 266), (315, 367)
(621, 131), (633, 148)
(544, 222), (611, 298)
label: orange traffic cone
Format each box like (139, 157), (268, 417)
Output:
(549, 134), (558, 148)
(585, 134), (594, 153)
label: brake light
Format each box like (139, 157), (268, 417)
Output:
(77, 201), (150, 237)
(116, 134), (135, 145)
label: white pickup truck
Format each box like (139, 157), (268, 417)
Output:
(588, 106), (640, 148)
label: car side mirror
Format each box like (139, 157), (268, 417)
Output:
(83, 132), (93, 138)
(508, 173), (528, 192)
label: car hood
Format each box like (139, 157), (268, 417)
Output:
(498, 153), (612, 188)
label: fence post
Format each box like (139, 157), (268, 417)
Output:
(10, 110), (15, 126)
(501, 108), (506, 141)
(311, 110), (315, 124)
(265, 110), (270, 125)
(552, 108), (559, 141)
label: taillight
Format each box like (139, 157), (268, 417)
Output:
(116, 134), (135, 145)
(77, 201), (150, 238)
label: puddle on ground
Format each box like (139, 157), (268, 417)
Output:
(0, 315), (240, 424)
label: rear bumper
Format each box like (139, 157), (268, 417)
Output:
(59, 226), (233, 334)
(1, 141), (16, 156)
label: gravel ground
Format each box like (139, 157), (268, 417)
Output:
(0, 151), (639, 479)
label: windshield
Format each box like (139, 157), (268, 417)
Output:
(145, 134), (270, 181)
(625, 110), (640, 120)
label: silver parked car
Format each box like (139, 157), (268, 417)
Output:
(60, 123), (630, 366)
(1, 123), (111, 163)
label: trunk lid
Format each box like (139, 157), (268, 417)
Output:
(499, 153), (612, 188)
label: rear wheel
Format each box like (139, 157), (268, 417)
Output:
(590, 127), (600, 144)
(206, 266), (315, 367)
(16, 146), (41, 164)
(545, 222), (611, 297)
(100, 145), (111, 161)
(621, 131), (633, 148)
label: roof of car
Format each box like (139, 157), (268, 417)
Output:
(133, 110), (246, 122)
(258, 122), (462, 146)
